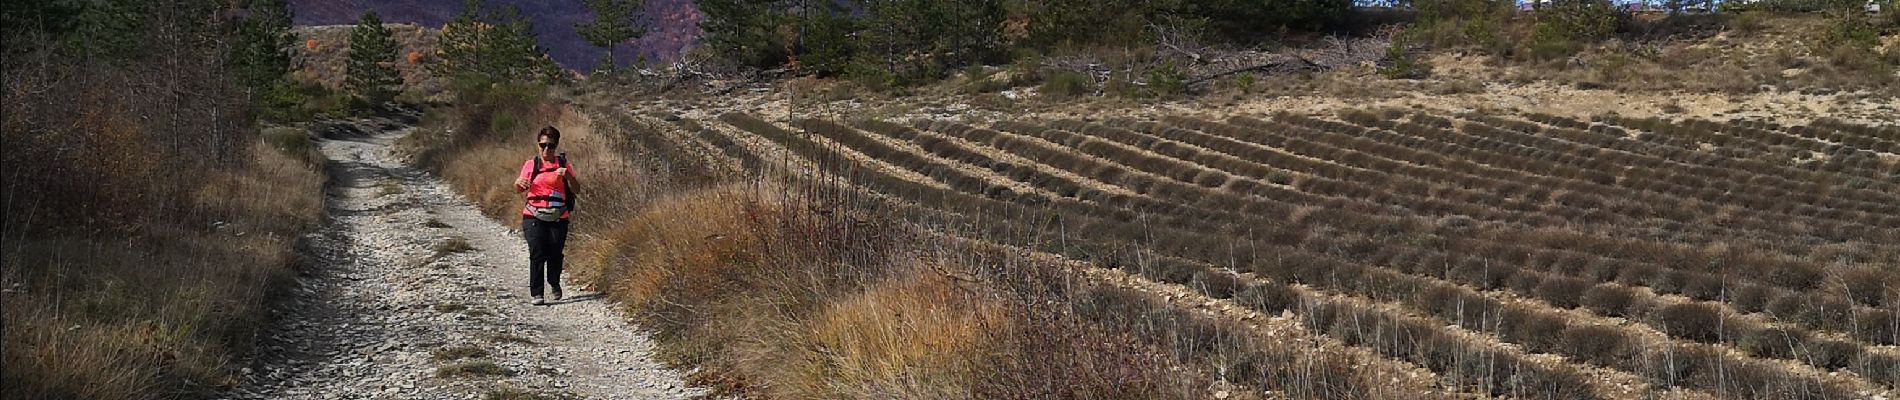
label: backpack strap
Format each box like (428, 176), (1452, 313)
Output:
(557, 153), (576, 212)
(524, 155), (578, 213)
(525, 157), (561, 203)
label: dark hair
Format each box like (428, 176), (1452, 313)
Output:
(537, 126), (561, 144)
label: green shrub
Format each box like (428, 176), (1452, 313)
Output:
(1409, 0), (1513, 51)
(1523, 0), (1623, 60)
(1145, 63), (1188, 98)
(1380, 38), (1431, 79)
(1041, 71), (1092, 98)
(261, 127), (313, 158)
(1802, 338), (1859, 370)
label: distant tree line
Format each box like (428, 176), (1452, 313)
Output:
(694, 0), (1353, 85)
(693, 0), (1895, 86)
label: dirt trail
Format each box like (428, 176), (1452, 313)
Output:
(222, 121), (699, 400)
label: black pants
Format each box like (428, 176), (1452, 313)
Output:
(523, 217), (568, 297)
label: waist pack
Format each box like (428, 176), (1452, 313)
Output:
(530, 206), (563, 222)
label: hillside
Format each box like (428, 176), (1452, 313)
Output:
(289, 0), (701, 69)
(291, 24), (445, 98)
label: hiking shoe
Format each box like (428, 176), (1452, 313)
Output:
(532, 296), (546, 306)
(551, 289), (563, 301)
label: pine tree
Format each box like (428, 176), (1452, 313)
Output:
(858, 0), (1005, 83)
(434, 0), (563, 83)
(696, 0), (786, 69)
(345, 9), (402, 105)
(229, 0), (297, 119)
(576, 0), (646, 73)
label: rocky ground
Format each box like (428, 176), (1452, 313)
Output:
(221, 121), (699, 400)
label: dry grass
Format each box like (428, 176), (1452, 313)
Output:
(436, 361), (516, 378)
(408, 87), (1216, 396)
(2, 142), (324, 400)
(566, 184), (1208, 398)
(433, 237), (475, 257)
(482, 385), (579, 400)
(431, 344), (490, 361)
(780, 270), (1004, 398)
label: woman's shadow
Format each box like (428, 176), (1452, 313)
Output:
(547, 292), (606, 306)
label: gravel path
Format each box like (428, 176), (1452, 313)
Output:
(222, 123), (700, 400)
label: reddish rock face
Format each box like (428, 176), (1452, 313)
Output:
(291, 0), (701, 70)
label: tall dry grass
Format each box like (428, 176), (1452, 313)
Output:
(568, 183), (1212, 398)
(4, 7), (328, 396)
(1, 141), (324, 399)
(407, 89), (1219, 397)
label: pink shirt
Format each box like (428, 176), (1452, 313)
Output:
(519, 157), (575, 219)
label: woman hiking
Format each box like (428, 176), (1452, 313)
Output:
(513, 126), (579, 306)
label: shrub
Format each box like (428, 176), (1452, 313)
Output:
(1764, 294), (1811, 322)
(1234, 283), (1301, 313)
(261, 126), (315, 160)
(1865, 354), (1900, 388)
(1189, 271), (1241, 299)
(1561, 324), (1629, 366)
(1838, 267), (1895, 307)
(1680, 274), (1725, 302)
(1853, 309), (1899, 345)
(1233, 72), (1256, 93)
(1737, 326), (1810, 359)
(1788, 297), (1856, 332)
(1040, 71), (1092, 98)
(1536, 276), (1592, 309)
(1615, 263), (1658, 287)
(1502, 307), (1569, 353)
(1524, 0), (1622, 60)
(1651, 303), (1725, 343)
(1144, 63), (1188, 98)
(1139, 258), (1199, 285)
(1802, 338), (1859, 370)
(1731, 285), (1774, 313)
(1380, 38), (1431, 79)
(1449, 258), (1513, 290)
(1580, 284), (1640, 317)
(1759, 262), (1823, 290)
(1508, 272), (1546, 296)
(1647, 269), (1690, 295)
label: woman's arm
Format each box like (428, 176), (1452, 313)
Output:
(514, 160), (532, 193)
(557, 167), (578, 193)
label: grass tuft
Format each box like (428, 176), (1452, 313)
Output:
(484, 385), (579, 400)
(431, 344), (490, 361)
(436, 361), (516, 378)
(434, 237), (475, 257)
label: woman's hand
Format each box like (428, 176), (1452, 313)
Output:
(555, 167), (568, 177)
(514, 177), (530, 192)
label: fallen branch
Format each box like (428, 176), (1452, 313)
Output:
(1183, 56), (1330, 87)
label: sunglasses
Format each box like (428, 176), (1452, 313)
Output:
(538, 142), (557, 149)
